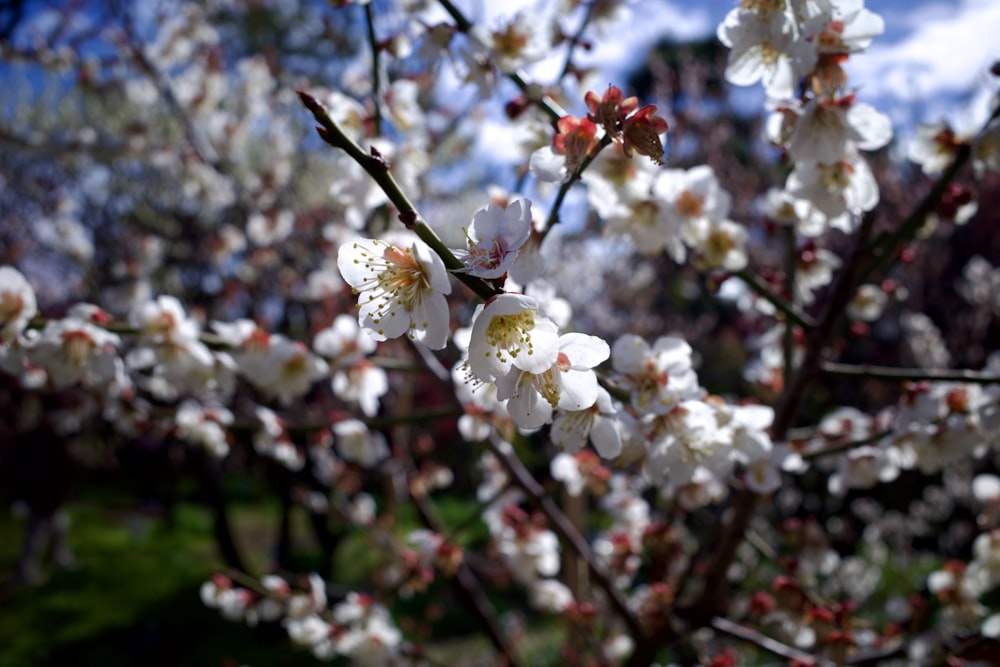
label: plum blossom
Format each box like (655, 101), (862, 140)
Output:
(611, 334), (701, 414)
(314, 314), (387, 416)
(333, 418), (388, 467)
(27, 317), (121, 389)
(909, 121), (969, 175)
(338, 237), (452, 349)
(176, 399), (233, 458)
(467, 293), (560, 383)
(717, 7), (817, 100)
(481, 10), (551, 73)
(643, 400), (743, 492)
(551, 387), (623, 459)
(456, 199), (533, 279)
(803, 0), (885, 55)
(846, 283), (888, 321)
(786, 149), (879, 232)
(0, 266), (37, 342)
(787, 97), (892, 163)
(495, 332), (609, 430)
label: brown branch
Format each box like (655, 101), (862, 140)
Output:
(485, 437), (648, 644)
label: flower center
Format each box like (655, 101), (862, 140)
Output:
(378, 246), (428, 310)
(0, 292), (25, 325)
(675, 190), (704, 219)
(62, 329), (96, 366)
(485, 309), (536, 363)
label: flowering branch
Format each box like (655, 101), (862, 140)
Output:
(298, 90), (499, 302)
(860, 103), (1000, 285)
(435, 0), (566, 123)
(407, 473), (523, 666)
(542, 134), (612, 238)
(485, 436), (648, 643)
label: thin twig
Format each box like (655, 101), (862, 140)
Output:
(435, 0), (566, 123)
(711, 617), (835, 667)
(485, 436), (648, 643)
(821, 361), (1000, 385)
(734, 268), (816, 330)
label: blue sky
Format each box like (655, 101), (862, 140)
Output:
(470, 0), (1000, 138)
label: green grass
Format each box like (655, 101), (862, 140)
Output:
(0, 501), (327, 667)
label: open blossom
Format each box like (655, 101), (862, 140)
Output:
(611, 334), (701, 414)
(787, 96), (893, 163)
(314, 314), (386, 416)
(481, 10), (551, 73)
(803, 0), (885, 55)
(457, 199), (533, 279)
(333, 418), (388, 467)
(27, 316), (121, 389)
(0, 266), (37, 342)
(786, 149), (879, 232)
(717, 7), (818, 100)
(494, 332), (610, 430)
(552, 387), (623, 459)
(467, 293), (560, 383)
(176, 400), (233, 458)
(337, 237), (452, 350)
(909, 121), (970, 175)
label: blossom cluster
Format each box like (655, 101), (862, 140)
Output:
(4, 0), (1000, 664)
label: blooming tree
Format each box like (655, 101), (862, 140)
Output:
(2, 0), (1000, 665)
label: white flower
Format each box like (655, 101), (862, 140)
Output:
(764, 187), (827, 237)
(467, 293), (560, 383)
(457, 199), (533, 279)
(0, 266), (37, 342)
(846, 283), (888, 321)
(132, 295), (201, 344)
(692, 219), (749, 272)
(484, 10), (551, 73)
(176, 400), (233, 458)
(786, 149), (879, 232)
(337, 238), (452, 349)
(788, 99), (892, 164)
(551, 387), (623, 459)
(551, 453), (585, 496)
(653, 165), (733, 250)
(803, 0), (885, 55)
(530, 579), (574, 613)
(717, 7), (817, 100)
(27, 317), (121, 388)
(314, 314), (387, 416)
(909, 121), (968, 175)
(495, 332), (609, 430)
(333, 418), (388, 467)
(611, 334), (701, 414)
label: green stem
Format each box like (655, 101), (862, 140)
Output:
(298, 90), (499, 302)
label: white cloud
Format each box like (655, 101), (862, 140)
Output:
(848, 0), (1000, 131)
